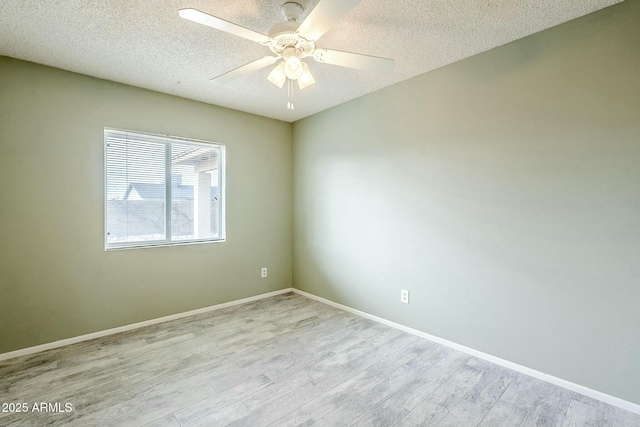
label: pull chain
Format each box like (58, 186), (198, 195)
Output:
(287, 78), (295, 110)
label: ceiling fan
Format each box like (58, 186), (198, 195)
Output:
(179, 0), (395, 109)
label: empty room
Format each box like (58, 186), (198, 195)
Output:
(1, 0), (639, 426)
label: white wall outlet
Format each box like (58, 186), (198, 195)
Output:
(261, 267), (268, 278)
(401, 289), (410, 304)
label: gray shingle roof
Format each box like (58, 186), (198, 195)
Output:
(123, 183), (218, 201)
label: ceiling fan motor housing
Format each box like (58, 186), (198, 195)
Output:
(268, 21), (299, 39)
(267, 22), (315, 57)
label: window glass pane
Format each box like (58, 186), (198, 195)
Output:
(170, 143), (220, 241)
(106, 135), (166, 244)
(105, 129), (225, 249)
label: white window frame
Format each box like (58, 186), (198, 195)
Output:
(104, 128), (226, 250)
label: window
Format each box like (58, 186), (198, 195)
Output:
(104, 128), (225, 249)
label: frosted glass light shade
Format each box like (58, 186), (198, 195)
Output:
(285, 56), (303, 80)
(298, 62), (315, 89)
(267, 62), (286, 88)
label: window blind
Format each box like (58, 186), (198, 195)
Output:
(104, 129), (225, 249)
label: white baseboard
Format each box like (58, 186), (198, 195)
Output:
(0, 288), (294, 362)
(3, 286), (638, 415)
(292, 288), (640, 416)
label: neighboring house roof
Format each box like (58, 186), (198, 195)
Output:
(123, 183), (218, 201)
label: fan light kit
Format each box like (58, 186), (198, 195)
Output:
(179, 0), (395, 110)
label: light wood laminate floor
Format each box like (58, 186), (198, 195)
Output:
(1, 293), (638, 427)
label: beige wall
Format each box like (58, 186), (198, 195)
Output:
(0, 57), (292, 353)
(293, 1), (640, 405)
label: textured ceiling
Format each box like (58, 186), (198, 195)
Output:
(0, 0), (623, 122)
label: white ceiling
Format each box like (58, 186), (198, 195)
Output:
(0, 0), (623, 122)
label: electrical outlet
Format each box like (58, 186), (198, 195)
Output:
(261, 267), (268, 278)
(400, 289), (409, 304)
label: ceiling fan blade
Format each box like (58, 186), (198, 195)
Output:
(179, 8), (271, 44)
(296, 0), (361, 41)
(313, 49), (395, 73)
(211, 56), (278, 85)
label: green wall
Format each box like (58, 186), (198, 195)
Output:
(0, 57), (292, 353)
(293, 0), (640, 405)
(2, 0), (639, 408)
